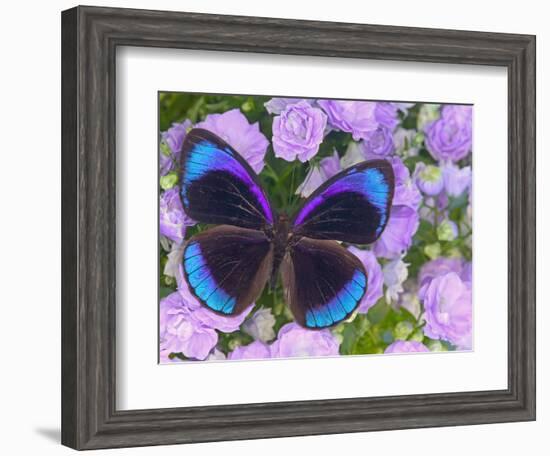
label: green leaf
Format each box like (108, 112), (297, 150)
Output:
(160, 172), (178, 190)
(159, 286), (174, 299)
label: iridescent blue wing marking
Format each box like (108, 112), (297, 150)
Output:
(291, 160), (394, 244)
(180, 128), (274, 230)
(281, 237), (367, 329)
(183, 225), (273, 315)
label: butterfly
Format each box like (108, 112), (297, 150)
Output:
(179, 128), (395, 329)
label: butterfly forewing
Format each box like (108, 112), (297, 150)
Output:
(281, 237), (367, 329)
(180, 128), (274, 230)
(291, 160), (394, 244)
(183, 225), (273, 316)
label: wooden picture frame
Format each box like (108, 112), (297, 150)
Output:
(61, 5), (536, 450)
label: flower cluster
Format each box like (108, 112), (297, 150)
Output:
(159, 93), (472, 362)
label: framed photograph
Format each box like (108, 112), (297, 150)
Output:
(61, 5), (536, 450)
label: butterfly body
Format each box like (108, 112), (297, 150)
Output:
(179, 128), (395, 329)
(267, 213), (292, 289)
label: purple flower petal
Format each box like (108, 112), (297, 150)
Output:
(348, 247), (383, 313)
(159, 292), (218, 361)
(228, 341), (271, 360)
(270, 323), (340, 358)
(264, 97), (314, 115)
(159, 187), (195, 244)
(196, 109), (268, 173)
(373, 205), (419, 259)
(317, 100), (378, 141)
(319, 150), (341, 179)
(424, 105), (472, 162)
(384, 340), (430, 354)
(374, 102), (400, 131)
(360, 126), (395, 158)
(413, 162), (444, 196)
(160, 119), (192, 176)
(272, 101), (327, 162)
(442, 163), (472, 197)
(420, 272), (472, 349)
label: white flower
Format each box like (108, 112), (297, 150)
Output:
(397, 284), (423, 320)
(383, 259), (409, 303)
(393, 128), (419, 158)
(207, 349), (227, 361)
(242, 308), (276, 342)
(163, 242), (184, 279)
(296, 165), (326, 198)
(340, 141), (364, 169)
(416, 104), (441, 130)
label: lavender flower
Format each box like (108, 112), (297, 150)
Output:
(320, 150), (341, 179)
(264, 97), (314, 115)
(373, 205), (419, 259)
(442, 163), (472, 197)
(374, 102), (400, 131)
(420, 272), (472, 349)
(361, 126), (395, 158)
(317, 100), (378, 141)
(461, 262), (472, 285)
(373, 157), (420, 259)
(242, 308), (276, 342)
(228, 341), (271, 360)
(159, 151), (173, 177)
(270, 323), (340, 358)
(391, 157), (422, 209)
(418, 257), (470, 288)
(413, 162), (444, 196)
(348, 247), (383, 313)
(159, 292), (218, 361)
(384, 340), (430, 354)
(159, 187), (194, 244)
(196, 108), (268, 173)
(160, 119), (192, 176)
(272, 101), (327, 162)
(424, 105), (472, 162)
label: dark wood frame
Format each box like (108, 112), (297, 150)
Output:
(61, 5), (536, 450)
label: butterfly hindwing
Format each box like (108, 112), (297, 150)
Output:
(180, 128), (274, 230)
(291, 160), (394, 244)
(183, 225), (273, 315)
(281, 237), (367, 329)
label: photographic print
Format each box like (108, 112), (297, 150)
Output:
(158, 93), (473, 363)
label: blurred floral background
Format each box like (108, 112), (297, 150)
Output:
(159, 93), (473, 363)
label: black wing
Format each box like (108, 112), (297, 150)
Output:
(281, 237), (367, 329)
(291, 160), (394, 244)
(182, 225), (273, 315)
(180, 128), (274, 230)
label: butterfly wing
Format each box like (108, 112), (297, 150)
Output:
(281, 237), (367, 329)
(180, 128), (274, 230)
(291, 160), (394, 244)
(183, 225), (273, 315)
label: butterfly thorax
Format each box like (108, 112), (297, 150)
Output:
(268, 214), (292, 289)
